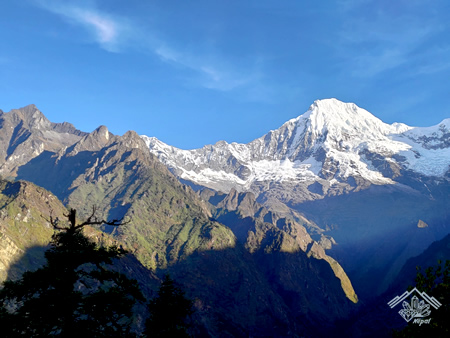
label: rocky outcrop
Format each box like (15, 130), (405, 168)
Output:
(306, 241), (358, 303)
(0, 231), (23, 281)
(0, 105), (87, 177)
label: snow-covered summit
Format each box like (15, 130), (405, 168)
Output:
(245, 98), (413, 162)
(142, 99), (450, 196)
(303, 98), (412, 136)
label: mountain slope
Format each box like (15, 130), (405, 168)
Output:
(207, 188), (358, 304)
(0, 179), (68, 281)
(15, 125), (227, 270)
(345, 234), (450, 337)
(0, 105), (359, 336)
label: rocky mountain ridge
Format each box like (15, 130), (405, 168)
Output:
(143, 98), (450, 203)
(204, 188), (358, 304)
(0, 104), (86, 177)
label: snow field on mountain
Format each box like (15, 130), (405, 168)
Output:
(172, 158), (323, 190)
(326, 149), (395, 184)
(142, 99), (449, 193)
(180, 167), (247, 186)
(396, 139), (450, 176)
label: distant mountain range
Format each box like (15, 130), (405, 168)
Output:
(143, 98), (449, 199)
(144, 98), (450, 299)
(0, 99), (448, 336)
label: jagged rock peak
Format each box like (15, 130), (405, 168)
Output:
(51, 121), (87, 136)
(217, 188), (240, 211)
(9, 104), (51, 130)
(92, 125), (111, 141)
(67, 125), (114, 156)
(15, 104), (39, 115)
(121, 130), (147, 150)
(216, 189), (260, 217)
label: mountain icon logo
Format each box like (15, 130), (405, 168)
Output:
(387, 287), (442, 323)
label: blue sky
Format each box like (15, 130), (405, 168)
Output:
(1, 0), (449, 149)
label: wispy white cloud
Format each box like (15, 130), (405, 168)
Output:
(155, 44), (260, 92)
(34, 1), (269, 97)
(75, 9), (117, 45)
(155, 46), (179, 63)
(35, 0), (126, 52)
(199, 65), (259, 92)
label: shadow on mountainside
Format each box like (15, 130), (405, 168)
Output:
(167, 246), (361, 337)
(3, 243), (159, 296)
(3, 239), (363, 337)
(16, 150), (100, 202)
(1, 245), (47, 282)
(340, 234), (450, 337)
(2, 242), (159, 334)
(292, 184), (450, 300)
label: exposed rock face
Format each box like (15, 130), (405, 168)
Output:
(0, 232), (22, 281)
(417, 219), (429, 228)
(0, 105), (86, 177)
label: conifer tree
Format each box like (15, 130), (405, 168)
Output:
(0, 208), (144, 337)
(145, 274), (194, 337)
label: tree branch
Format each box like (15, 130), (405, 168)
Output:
(46, 207), (130, 234)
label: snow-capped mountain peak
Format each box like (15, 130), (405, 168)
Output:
(305, 98), (411, 135)
(142, 99), (449, 199)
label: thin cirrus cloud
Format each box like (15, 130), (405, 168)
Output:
(35, 0), (125, 52)
(35, 1), (268, 97)
(155, 44), (261, 93)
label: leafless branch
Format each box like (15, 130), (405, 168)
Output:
(45, 207), (130, 234)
